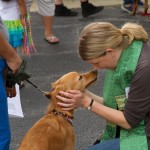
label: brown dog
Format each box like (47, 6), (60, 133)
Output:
(18, 70), (97, 150)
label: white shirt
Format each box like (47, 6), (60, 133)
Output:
(0, 0), (20, 20)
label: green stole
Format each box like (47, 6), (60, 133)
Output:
(101, 40), (148, 150)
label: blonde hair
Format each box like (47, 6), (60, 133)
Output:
(78, 22), (148, 61)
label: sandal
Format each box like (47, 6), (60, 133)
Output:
(44, 35), (60, 44)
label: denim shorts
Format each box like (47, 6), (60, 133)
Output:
(86, 138), (120, 150)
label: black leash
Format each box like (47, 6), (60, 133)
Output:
(26, 79), (48, 95)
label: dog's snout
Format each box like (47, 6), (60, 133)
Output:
(92, 70), (98, 75)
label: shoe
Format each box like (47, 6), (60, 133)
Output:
(45, 35), (60, 44)
(121, 4), (133, 13)
(55, 4), (78, 17)
(81, 3), (104, 17)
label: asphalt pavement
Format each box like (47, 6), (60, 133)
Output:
(10, 4), (150, 150)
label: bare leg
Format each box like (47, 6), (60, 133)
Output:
(41, 15), (54, 38)
(55, 0), (63, 5)
(41, 15), (59, 44)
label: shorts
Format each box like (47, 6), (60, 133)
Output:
(26, 0), (55, 16)
(86, 138), (120, 150)
(4, 20), (24, 48)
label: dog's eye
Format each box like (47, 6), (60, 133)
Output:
(79, 75), (82, 80)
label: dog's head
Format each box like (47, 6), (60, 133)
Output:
(45, 70), (97, 114)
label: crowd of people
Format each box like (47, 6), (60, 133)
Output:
(0, 0), (149, 150)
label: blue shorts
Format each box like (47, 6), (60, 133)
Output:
(86, 138), (120, 150)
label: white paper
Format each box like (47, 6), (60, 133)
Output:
(125, 87), (130, 99)
(7, 84), (24, 118)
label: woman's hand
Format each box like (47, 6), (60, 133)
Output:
(56, 90), (91, 111)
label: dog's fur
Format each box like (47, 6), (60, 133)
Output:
(18, 70), (97, 150)
(132, 0), (149, 15)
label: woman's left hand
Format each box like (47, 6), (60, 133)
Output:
(56, 90), (90, 110)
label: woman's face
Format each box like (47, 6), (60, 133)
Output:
(87, 48), (122, 70)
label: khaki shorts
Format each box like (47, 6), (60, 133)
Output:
(26, 0), (55, 16)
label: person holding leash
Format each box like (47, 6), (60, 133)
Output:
(0, 17), (22, 150)
(0, 17), (30, 149)
(56, 22), (150, 149)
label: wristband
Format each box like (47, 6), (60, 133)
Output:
(87, 99), (94, 110)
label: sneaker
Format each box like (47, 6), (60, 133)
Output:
(55, 4), (78, 17)
(138, 1), (144, 6)
(121, 4), (133, 13)
(81, 3), (104, 17)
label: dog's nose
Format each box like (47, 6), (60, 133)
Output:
(93, 70), (98, 75)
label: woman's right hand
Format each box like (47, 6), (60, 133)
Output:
(56, 90), (92, 110)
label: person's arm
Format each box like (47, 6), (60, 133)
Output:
(88, 100), (131, 130)
(0, 32), (22, 72)
(17, 0), (27, 19)
(57, 89), (131, 130)
(83, 92), (130, 129)
(123, 63), (150, 128)
(92, 63), (150, 130)
(85, 90), (104, 104)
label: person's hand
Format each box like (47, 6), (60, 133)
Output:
(6, 59), (31, 86)
(56, 90), (91, 110)
(6, 86), (16, 98)
(13, 59), (31, 84)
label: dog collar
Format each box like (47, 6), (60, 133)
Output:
(50, 109), (74, 126)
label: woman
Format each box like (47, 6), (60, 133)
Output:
(56, 22), (150, 150)
(0, 17), (22, 149)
